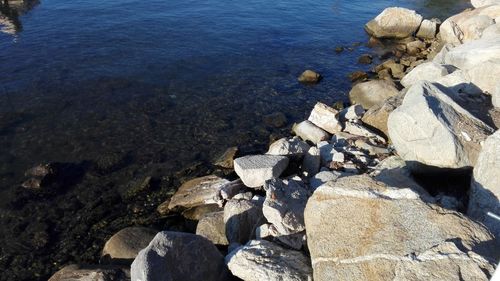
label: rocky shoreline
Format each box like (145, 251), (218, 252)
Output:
(48, 2), (499, 281)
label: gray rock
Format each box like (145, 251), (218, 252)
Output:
(301, 146), (321, 177)
(196, 211), (228, 246)
(349, 80), (400, 109)
(343, 122), (386, 143)
(307, 102), (342, 134)
(365, 7), (423, 39)
(223, 198), (265, 244)
(292, 120), (330, 144)
(218, 179), (246, 201)
(388, 81), (494, 169)
(317, 141), (338, 166)
(48, 264), (130, 281)
(400, 62), (450, 88)
(131, 231), (228, 281)
(465, 59), (500, 95)
(168, 175), (229, 209)
(234, 155), (289, 188)
(225, 240), (313, 281)
(263, 179), (310, 235)
(181, 204), (222, 220)
(304, 175), (497, 281)
(309, 170), (344, 190)
(102, 227), (157, 261)
(443, 36), (500, 70)
(267, 137), (310, 157)
(416, 18), (438, 39)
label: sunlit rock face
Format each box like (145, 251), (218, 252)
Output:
(0, 0), (40, 35)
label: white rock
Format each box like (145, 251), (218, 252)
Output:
(301, 146), (321, 177)
(401, 62), (450, 88)
(317, 141), (338, 165)
(465, 59), (500, 94)
(225, 240), (313, 281)
(341, 104), (365, 121)
(481, 22), (500, 39)
(332, 152), (345, 162)
(443, 35), (500, 70)
(494, 82), (500, 108)
(234, 155), (289, 188)
(365, 7), (423, 39)
(307, 102), (342, 134)
(343, 122), (386, 143)
(388, 81), (494, 169)
(267, 137), (310, 157)
(472, 0), (500, 8)
(416, 19), (437, 39)
(292, 120), (330, 144)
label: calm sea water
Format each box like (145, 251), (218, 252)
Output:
(0, 0), (470, 279)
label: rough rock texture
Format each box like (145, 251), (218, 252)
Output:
(292, 120), (330, 144)
(301, 146), (321, 177)
(472, 0), (500, 7)
(443, 36), (500, 70)
(298, 70), (321, 84)
(267, 137), (310, 157)
(388, 81), (494, 169)
(224, 198), (265, 244)
(365, 7), (423, 39)
(362, 94), (404, 138)
(263, 179), (310, 235)
(48, 264), (130, 281)
(168, 175), (229, 209)
(416, 18), (438, 39)
(309, 170), (344, 190)
(465, 59), (500, 94)
(234, 155), (289, 188)
(468, 130), (500, 238)
(131, 231), (228, 281)
(343, 122), (385, 142)
(341, 104), (365, 121)
(494, 83), (500, 108)
(307, 102), (342, 134)
(304, 175), (497, 281)
(401, 62), (450, 88)
(225, 240), (313, 281)
(196, 211), (228, 246)
(181, 204), (222, 220)
(349, 80), (400, 109)
(102, 227), (157, 261)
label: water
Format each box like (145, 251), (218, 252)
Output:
(0, 0), (470, 280)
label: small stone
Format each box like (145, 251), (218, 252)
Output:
(349, 71), (368, 82)
(341, 104), (365, 121)
(292, 120), (330, 144)
(343, 122), (386, 143)
(298, 70), (321, 84)
(310, 170), (344, 190)
(263, 112), (287, 128)
(349, 79), (399, 109)
(335, 46), (344, 53)
(214, 146), (238, 169)
(102, 227), (157, 261)
(358, 54), (373, 64)
(234, 155), (289, 188)
(168, 175), (230, 209)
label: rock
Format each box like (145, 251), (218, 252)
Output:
(225, 240), (313, 281)
(358, 54), (373, 64)
(196, 211), (228, 246)
(267, 137), (310, 157)
(263, 112), (287, 128)
(348, 80), (399, 109)
(406, 40), (426, 56)
(156, 200), (171, 216)
(181, 204), (222, 220)
(234, 155), (289, 188)
(343, 122), (386, 142)
(481, 22), (500, 39)
(309, 170), (344, 190)
(388, 81), (494, 169)
(335, 46), (344, 53)
(468, 130), (500, 238)
(292, 120), (330, 144)
(349, 71), (368, 82)
(168, 175), (229, 209)
(214, 146), (238, 169)
(298, 70), (321, 84)
(494, 83), (500, 108)
(262, 178), (310, 235)
(361, 94), (404, 138)
(443, 36), (500, 70)
(307, 102), (342, 134)
(341, 104), (365, 121)
(331, 132), (358, 148)
(317, 141), (338, 165)
(400, 61), (450, 88)
(301, 146), (321, 177)
(472, 0), (500, 7)
(353, 138), (390, 155)
(223, 198), (265, 244)
(465, 59), (500, 94)
(416, 18), (438, 39)
(218, 179), (246, 201)
(304, 175), (497, 281)
(102, 227), (157, 261)
(48, 264), (129, 281)
(365, 7), (423, 39)
(131, 231), (228, 281)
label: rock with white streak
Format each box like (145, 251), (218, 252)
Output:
(401, 62), (450, 88)
(234, 155), (289, 188)
(301, 146), (321, 177)
(307, 102), (342, 134)
(224, 198), (265, 245)
(349, 80), (400, 109)
(263, 178), (310, 235)
(168, 175), (230, 209)
(365, 7), (423, 39)
(267, 137), (310, 157)
(388, 81), (494, 169)
(416, 18), (438, 39)
(225, 240), (313, 281)
(292, 120), (330, 144)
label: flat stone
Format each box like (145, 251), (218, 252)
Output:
(292, 120), (330, 144)
(168, 175), (229, 209)
(267, 137), (310, 157)
(443, 36), (500, 70)
(343, 122), (386, 143)
(102, 227), (157, 261)
(307, 102), (342, 134)
(181, 204), (222, 220)
(365, 7), (423, 39)
(349, 80), (400, 109)
(234, 155), (289, 188)
(196, 211), (228, 246)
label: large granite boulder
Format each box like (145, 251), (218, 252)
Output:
(465, 59), (500, 95)
(304, 175), (497, 281)
(443, 36), (500, 70)
(349, 80), (399, 109)
(468, 130), (500, 238)
(48, 264), (129, 281)
(365, 7), (423, 39)
(400, 62), (451, 88)
(131, 231), (228, 281)
(388, 81), (494, 169)
(234, 155), (289, 188)
(168, 175), (229, 209)
(224, 198), (265, 245)
(102, 227), (157, 262)
(196, 211), (228, 246)
(225, 240), (313, 281)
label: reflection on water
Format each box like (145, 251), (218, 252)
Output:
(0, 0), (39, 34)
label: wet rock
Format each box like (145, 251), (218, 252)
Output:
(348, 70), (368, 82)
(48, 264), (129, 281)
(223, 198), (265, 244)
(156, 200), (171, 216)
(263, 178), (310, 235)
(267, 137), (310, 157)
(307, 102), (342, 134)
(388, 81), (494, 169)
(361, 93), (404, 138)
(309, 170), (344, 190)
(365, 7), (423, 39)
(102, 227), (157, 262)
(263, 112), (287, 128)
(400, 61), (450, 88)
(196, 211), (228, 246)
(292, 120), (330, 144)
(358, 54), (373, 64)
(468, 130), (500, 238)
(348, 80), (399, 109)
(131, 231), (228, 281)
(234, 155), (289, 188)
(304, 175), (497, 281)
(168, 175), (229, 209)
(298, 70), (321, 84)
(225, 240), (313, 281)
(22, 163), (56, 190)
(214, 146), (238, 169)
(181, 204), (222, 220)
(416, 18), (438, 39)
(335, 46), (344, 53)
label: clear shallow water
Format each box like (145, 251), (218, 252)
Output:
(0, 0), (470, 279)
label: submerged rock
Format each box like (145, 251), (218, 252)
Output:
(234, 155), (289, 188)
(168, 175), (229, 209)
(298, 70), (321, 84)
(365, 7), (423, 39)
(348, 80), (399, 109)
(263, 112), (287, 128)
(102, 227), (157, 262)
